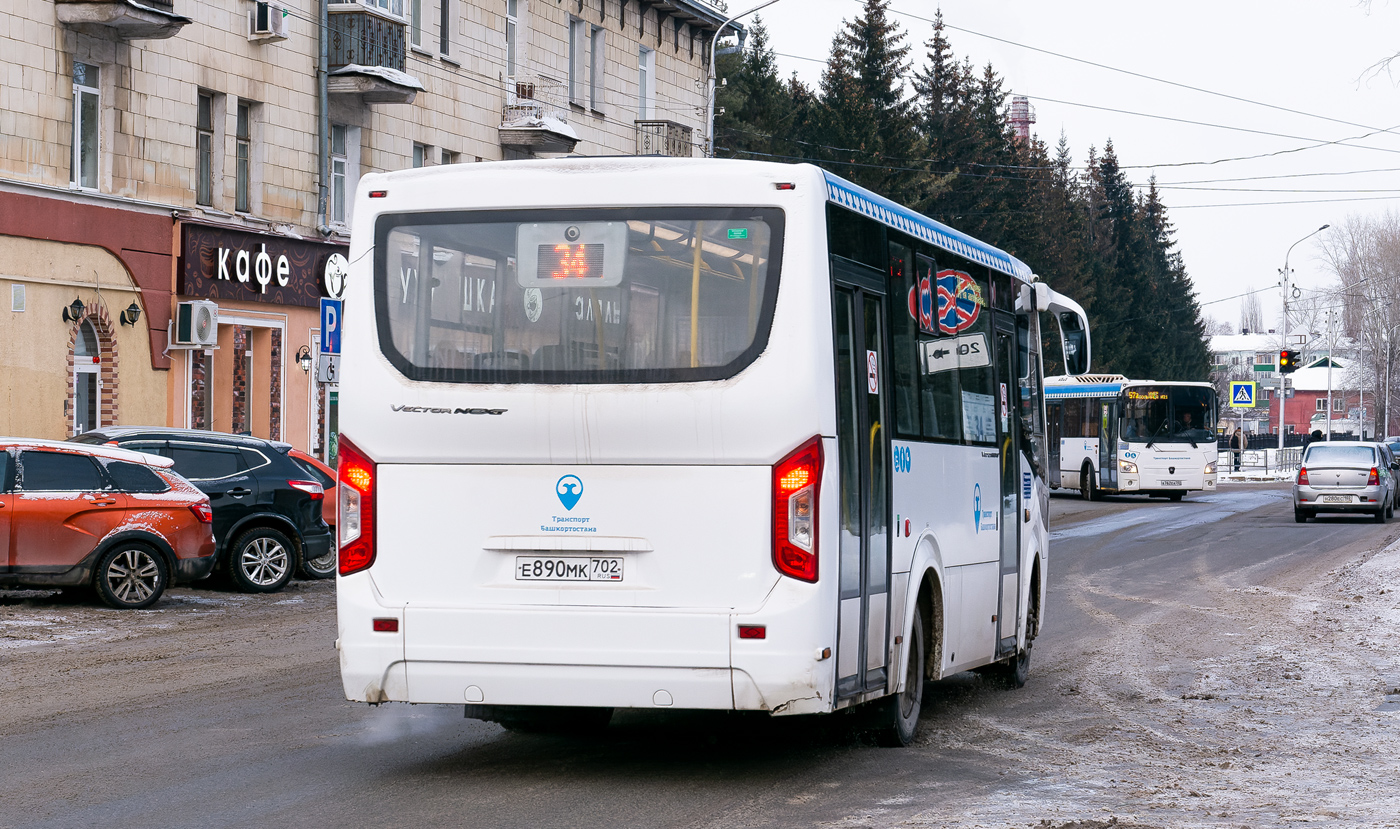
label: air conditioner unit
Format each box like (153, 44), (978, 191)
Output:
(249, 1), (289, 41)
(174, 300), (219, 348)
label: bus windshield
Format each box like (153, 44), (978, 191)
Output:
(1119, 385), (1216, 444)
(374, 208), (782, 384)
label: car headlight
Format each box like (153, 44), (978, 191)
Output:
(1204, 461), (1217, 475)
(1119, 459), (1138, 474)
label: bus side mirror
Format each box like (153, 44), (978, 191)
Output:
(1058, 312), (1090, 376)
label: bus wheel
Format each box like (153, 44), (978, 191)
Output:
(1167, 492), (1185, 502)
(985, 646), (1030, 689)
(875, 604), (924, 747)
(1080, 463), (1097, 501)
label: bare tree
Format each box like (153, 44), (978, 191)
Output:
(1240, 289), (1264, 334)
(1318, 211), (1400, 436)
(1202, 315), (1233, 336)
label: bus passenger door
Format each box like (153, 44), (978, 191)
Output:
(1046, 403), (1062, 488)
(994, 328), (1021, 657)
(1098, 399), (1118, 490)
(832, 284), (891, 700)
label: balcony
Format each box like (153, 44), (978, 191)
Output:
(54, 0), (191, 40)
(327, 3), (421, 105)
(499, 78), (579, 155)
(635, 120), (695, 158)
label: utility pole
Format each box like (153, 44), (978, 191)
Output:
(1325, 308), (1335, 442)
(1279, 224), (1329, 450)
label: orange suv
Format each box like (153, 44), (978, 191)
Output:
(0, 440), (216, 609)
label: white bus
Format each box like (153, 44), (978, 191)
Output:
(335, 158), (1092, 745)
(1044, 375), (1218, 501)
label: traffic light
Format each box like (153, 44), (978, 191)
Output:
(1279, 349), (1300, 374)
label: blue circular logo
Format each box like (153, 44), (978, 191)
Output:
(556, 475), (584, 511)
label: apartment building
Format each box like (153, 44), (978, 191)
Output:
(0, 0), (731, 460)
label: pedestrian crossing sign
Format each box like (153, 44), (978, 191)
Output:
(1230, 381), (1257, 408)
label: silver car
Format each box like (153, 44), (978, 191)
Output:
(1294, 442), (1398, 523)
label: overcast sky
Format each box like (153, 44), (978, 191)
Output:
(746, 0), (1400, 335)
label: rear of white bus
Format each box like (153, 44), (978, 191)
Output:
(335, 159), (841, 718)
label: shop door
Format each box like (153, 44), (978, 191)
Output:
(833, 284), (891, 699)
(994, 327), (1022, 657)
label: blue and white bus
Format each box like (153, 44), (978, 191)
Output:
(335, 158), (1092, 745)
(1045, 375), (1219, 501)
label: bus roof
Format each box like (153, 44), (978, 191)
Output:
(822, 170), (1034, 281)
(1043, 375), (1216, 400)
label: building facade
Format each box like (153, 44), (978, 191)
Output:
(1, 0), (730, 459)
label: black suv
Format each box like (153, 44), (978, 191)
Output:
(71, 428), (333, 592)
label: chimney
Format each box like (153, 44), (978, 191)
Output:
(1010, 96), (1036, 143)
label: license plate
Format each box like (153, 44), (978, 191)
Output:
(1159, 480), (1181, 487)
(515, 556), (623, 582)
(1321, 495), (1354, 504)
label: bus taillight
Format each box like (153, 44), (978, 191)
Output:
(338, 435), (377, 576)
(773, 436), (823, 583)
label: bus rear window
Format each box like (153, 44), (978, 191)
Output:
(374, 208), (783, 383)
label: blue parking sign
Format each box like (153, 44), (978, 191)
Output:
(320, 298), (342, 355)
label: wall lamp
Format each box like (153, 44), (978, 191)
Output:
(296, 345), (313, 373)
(62, 297), (85, 322)
(119, 301), (142, 326)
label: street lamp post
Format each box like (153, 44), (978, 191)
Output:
(1278, 224), (1330, 451)
(705, 0), (784, 158)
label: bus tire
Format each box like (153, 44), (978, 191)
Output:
(874, 603), (925, 748)
(1167, 492), (1184, 502)
(1080, 463), (1097, 501)
(985, 646), (1030, 689)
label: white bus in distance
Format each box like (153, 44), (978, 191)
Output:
(1045, 375), (1219, 501)
(335, 158), (1092, 745)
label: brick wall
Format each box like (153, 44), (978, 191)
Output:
(231, 324), (249, 435)
(62, 302), (119, 437)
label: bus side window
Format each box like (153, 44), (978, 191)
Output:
(1062, 398), (1083, 438)
(916, 253), (961, 442)
(887, 238), (921, 437)
(1086, 399), (1101, 438)
(955, 263), (997, 445)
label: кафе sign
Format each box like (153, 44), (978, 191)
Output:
(178, 223), (348, 308)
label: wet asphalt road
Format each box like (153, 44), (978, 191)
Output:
(2, 482), (1394, 829)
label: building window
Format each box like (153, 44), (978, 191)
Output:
(589, 25), (604, 111)
(73, 319), (100, 434)
(1315, 398), (1327, 412)
(331, 124), (348, 224)
(196, 93), (214, 206)
(505, 0), (519, 76)
(410, 0), (422, 46)
(71, 62), (100, 190)
(441, 148), (458, 164)
(439, 0), (450, 55)
(568, 17), (585, 104)
(235, 101), (253, 213)
(412, 143), (427, 168)
(1334, 397), (1346, 412)
(362, 0), (404, 17)
(638, 47), (655, 119)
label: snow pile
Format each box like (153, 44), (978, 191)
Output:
(330, 64), (425, 90)
(499, 114), (579, 140)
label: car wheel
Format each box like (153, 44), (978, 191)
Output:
(227, 528), (295, 593)
(1081, 463), (1098, 501)
(1376, 507), (1388, 524)
(1294, 508), (1310, 523)
(875, 603), (925, 747)
(1388, 500), (1395, 520)
(94, 543), (168, 610)
(299, 548), (337, 580)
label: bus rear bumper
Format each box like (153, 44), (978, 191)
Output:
(337, 573), (832, 714)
